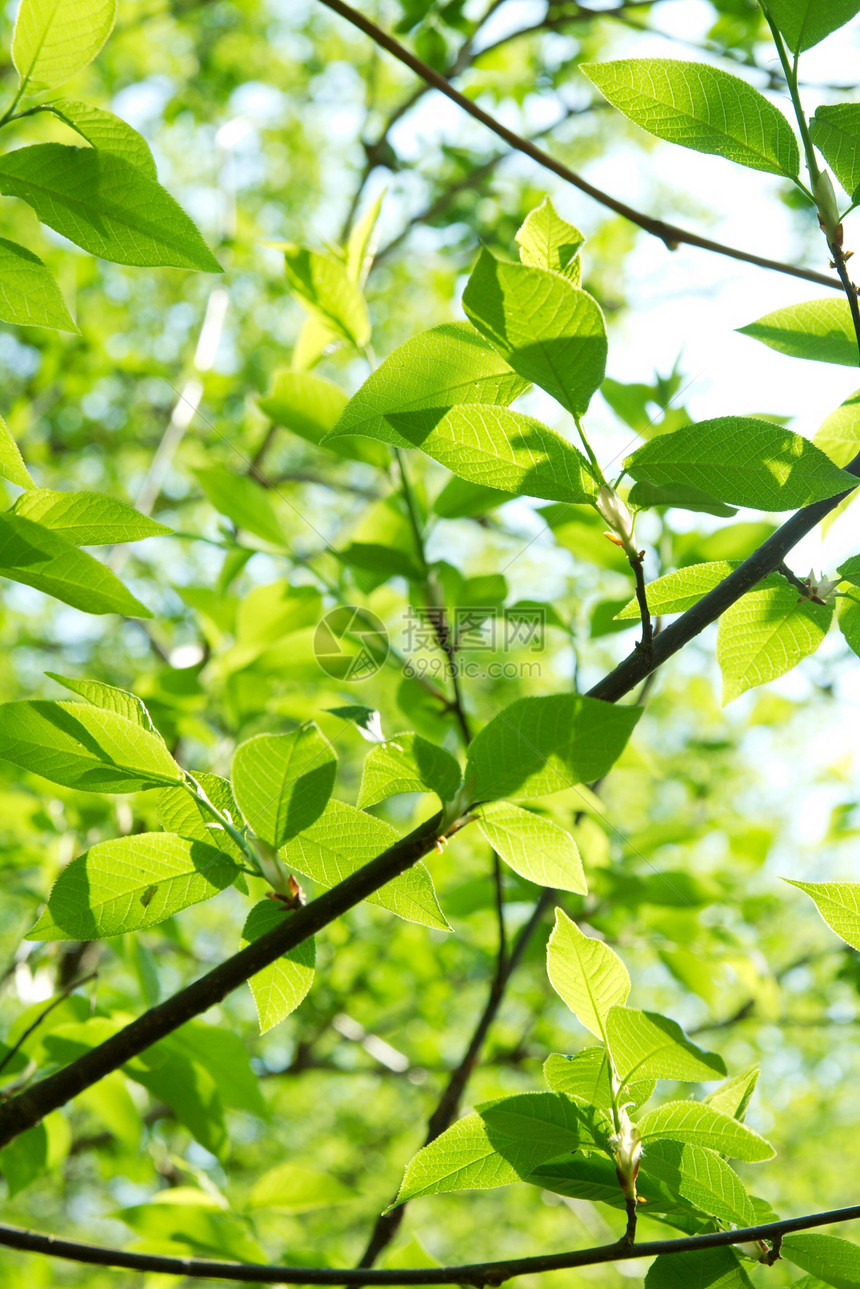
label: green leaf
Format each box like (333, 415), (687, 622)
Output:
(515, 198), (584, 283)
(327, 706), (386, 743)
(385, 405), (596, 504)
(28, 832), (238, 939)
(765, 0), (860, 53)
(0, 413), (35, 490)
(283, 245), (370, 348)
(738, 299), (859, 367)
(615, 562), (738, 620)
(42, 98), (157, 177)
(168, 1021), (268, 1118)
(543, 1048), (653, 1109)
(194, 465), (285, 546)
(546, 908), (630, 1039)
(645, 1247), (753, 1289)
(357, 733), (461, 808)
(346, 190), (384, 285)
(783, 879), (860, 951)
(810, 107), (860, 201)
(241, 900), (315, 1033)
(703, 1067), (760, 1121)
(45, 673), (159, 733)
(0, 698), (182, 791)
(462, 251), (607, 416)
(0, 513), (152, 615)
(0, 145), (221, 272)
(838, 555), (860, 588)
(284, 799), (449, 930)
(627, 479), (737, 517)
(643, 1139), (755, 1227)
(782, 1235), (860, 1288)
(624, 418), (857, 511)
(13, 488), (169, 544)
(477, 802), (586, 893)
(814, 390), (860, 468)
(838, 589), (860, 657)
(465, 693), (641, 802)
(388, 1092), (606, 1209)
(232, 726), (337, 848)
(717, 578), (832, 704)
(248, 1163), (353, 1212)
(325, 322), (528, 446)
(605, 1006), (726, 1086)
(636, 1100), (775, 1160)
(581, 58), (799, 177)
(158, 773), (246, 865)
(12, 0), (117, 90)
(432, 477), (510, 518)
(0, 236), (77, 332)
(116, 1189), (263, 1258)
(257, 369), (387, 467)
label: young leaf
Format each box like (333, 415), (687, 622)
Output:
(325, 322), (528, 446)
(581, 58), (799, 177)
(13, 489), (170, 544)
(283, 245), (370, 348)
(838, 589), (860, 657)
(28, 833), (238, 940)
(547, 908), (630, 1038)
(605, 1006), (726, 1085)
(784, 879), (860, 951)
(241, 900), (315, 1033)
(0, 237), (77, 332)
(194, 465), (285, 546)
(387, 1092), (602, 1209)
(12, 0), (117, 90)
(0, 513), (153, 616)
(45, 673), (159, 734)
(642, 1139), (755, 1228)
(515, 198), (584, 282)
(284, 800), (449, 930)
(636, 1100), (775, 1161)
(248, 1162), (353, 1212)
(814, 391), (860, 468)
(357, 733), (461, 808)
(615, 562), (738, 620)
(544, 1048), (653, 1109)
(645, 1247), (753, 1289)
(810, 106), (860, 201)
(462, 251), (607, 416)
(704, 1067), (760, 1121)
(465, 693), (641, 802)
(525, 1150), (708, 1221)
(627, 480), (737, 517)
(0, 145), (221, 272)
(382, 405), (596, 503)
(717, 578), (832, 704)
(782, 1233), (860, 1287)
(0, 699), (182, 792)
(624, 418), (857, 511)
(257, 369), (387, 467)
(765, 1), (860, 54)
(41, 98), (157, 177)
(0, 413), (35, 490)
(477, 802), (586, 893)
(432, 477), (510, 518)
(346, 190), (384, 286)
(738, 299), (859, 367)
(232, 726), (337, 848)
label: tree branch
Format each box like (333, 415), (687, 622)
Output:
(316, 0), (841, 291)
(3, 1202), (860, 1284)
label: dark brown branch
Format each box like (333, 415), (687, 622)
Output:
(0, 811), (450, 1149)
(3, 1202), (860, 1284)
(588, 455), (860, 703)
(317, 0), (841, 291)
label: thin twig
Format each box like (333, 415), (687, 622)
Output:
(317, 0), (841, 291)
(0, 972), (98, 1080)
(3, 1202), (860, 1283)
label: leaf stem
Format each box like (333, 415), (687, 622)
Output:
(184, 773), (263, 875)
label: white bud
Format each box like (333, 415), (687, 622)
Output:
(596, 485), (635, 544)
